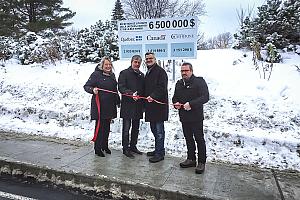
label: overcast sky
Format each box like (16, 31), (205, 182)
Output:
(63, 0), (266, 38)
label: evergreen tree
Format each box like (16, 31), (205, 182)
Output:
(253, 0), (283, 47)
(279, 0), (300, 45)
(233, 16), (255, 48)
(0, 0), (75, 37)
(0, 1), (21, 37)
(234, 0), (300, 50)
(111, 0), (125, 30)
(66, 20), (119, 63)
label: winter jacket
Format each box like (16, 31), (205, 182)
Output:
(144, 63), (169, 122)
(118, 66), (145, 119)
(84, 66), (120, 120)
(172, 74), (209, 122)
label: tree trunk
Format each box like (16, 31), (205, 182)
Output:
(28, 2), (36, 23)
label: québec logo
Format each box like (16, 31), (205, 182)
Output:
(136, 35), (142, 41)
(120, 36), (142, 42)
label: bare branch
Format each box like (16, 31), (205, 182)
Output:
(236, 4), (255, 26)
(122, 0), (206, 19)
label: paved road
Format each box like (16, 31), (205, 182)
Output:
(0, 175), (107, 200)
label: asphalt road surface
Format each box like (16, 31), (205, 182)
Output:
(0, 174), (110, 200)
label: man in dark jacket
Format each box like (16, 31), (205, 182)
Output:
(172, 62), (209, 174)
(118, 55), (145, 158)
(144, 52), (169, 163)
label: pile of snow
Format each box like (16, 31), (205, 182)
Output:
(0, 49), (299, 171)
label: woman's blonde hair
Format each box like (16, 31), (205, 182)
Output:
(98, 56), (114, 72)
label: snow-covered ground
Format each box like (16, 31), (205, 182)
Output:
(0, 49), (299, 171)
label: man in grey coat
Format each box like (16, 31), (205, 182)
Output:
(118, 55), (145, 158)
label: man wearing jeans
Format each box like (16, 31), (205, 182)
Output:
(172, 62), (209, 174)
(144, 52), (169, 163)
(118, 55), (145, 158)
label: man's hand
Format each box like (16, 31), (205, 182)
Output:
(93, 87), (98, 94)
(132, 91), (138, 101)
(183, 102), (191, 111)
(173, 102), (181, 110)
(146, 96), (154, 103)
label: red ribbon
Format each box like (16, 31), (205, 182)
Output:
(96, 87), (170, 105)
(91, 87), (184, 142)
(92, 94), (101, 142)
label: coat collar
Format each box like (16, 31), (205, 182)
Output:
(146, 63), (158, 75)
(128, 66), (143, 75)
(182, 74), (195, 86)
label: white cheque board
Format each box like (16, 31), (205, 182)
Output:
(118, 16), (198, 60)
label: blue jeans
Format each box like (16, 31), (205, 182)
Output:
(150, 121), (165, 157)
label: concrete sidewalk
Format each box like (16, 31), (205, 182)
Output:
(0, 132), (299, 200)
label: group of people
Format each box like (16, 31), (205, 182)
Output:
(84, 52), (209, 174)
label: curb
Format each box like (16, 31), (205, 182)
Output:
(0, 159), (213, 200)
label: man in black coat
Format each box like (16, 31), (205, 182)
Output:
(144, 52), (169, 163)
(172, 62), (209, 174)
(118, 55), (145, 158)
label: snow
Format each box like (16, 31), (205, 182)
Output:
(0, 49), (299, 171)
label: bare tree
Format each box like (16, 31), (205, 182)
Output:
(206, 37), (216, 49)
(167, 0), (206, 17)
(206, 32), (233, 49)
(121, 0), (167, 19)
(236, 4), (255, 26)
(197, 32), (206, 50)
(216, 32), (232, 49)
(121, 0), (205, 19)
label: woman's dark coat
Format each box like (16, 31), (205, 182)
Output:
(144, 63), (169, 122)
(84, 66), (120, 120)
(172, 74), (209, 122)
(118, 67), (145, 119)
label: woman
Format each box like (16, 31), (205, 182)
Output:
(84, 56), (120, 157)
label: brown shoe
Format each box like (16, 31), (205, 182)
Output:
(180, 159), (196, 168)
(195, 163), (205, 174)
